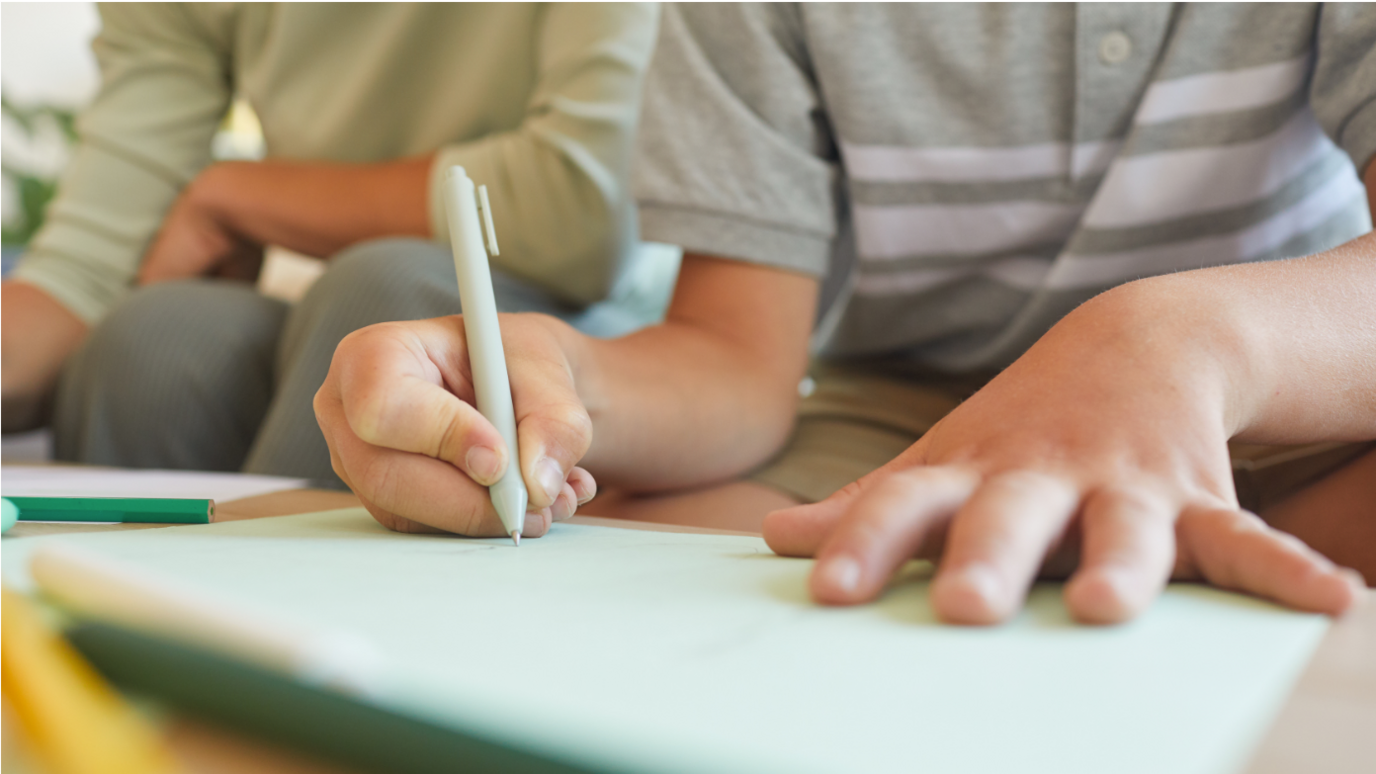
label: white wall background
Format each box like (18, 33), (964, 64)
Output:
(1, 2), (100, 231)
(1, 2), (101, 107)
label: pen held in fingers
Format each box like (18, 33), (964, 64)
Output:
(443, 166), (530, 542)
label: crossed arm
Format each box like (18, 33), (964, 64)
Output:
(4, 4), (653, 431)
(0, 158), (432, 431)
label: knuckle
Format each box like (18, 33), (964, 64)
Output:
(349, 393), (390, 445)
(988, 469), (1069, 499)
(366, 505), (411, 534)
(830, 479), (868, 505)
(359, 453), (402, 508)
(1270, 529), (1313, 557)
(456, 501), (495, 537)
(1090, 485), (1167, 521)
(540, 403), (594, 452)
(327, 450), (348, 485)
(433, 408), (475, 462)
(339, 321), (404, 362)
(311, 383), (335, 424)
(1224, 509), (1268, 534)
(335, 326), (372, 357)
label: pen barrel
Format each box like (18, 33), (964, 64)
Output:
(442, 167), (528, 535)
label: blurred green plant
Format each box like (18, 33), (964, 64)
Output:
(2, 95), (78, 247)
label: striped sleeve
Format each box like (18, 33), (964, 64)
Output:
(1311, 3), (1376, 174)
(633, 3), (839, 276)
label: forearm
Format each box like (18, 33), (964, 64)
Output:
(1094, 230), (1376, 446)
(570, 326), (795, 490)
(1225, 230), (1376, 442)
(195, 158), (432, 259)
(567, 256), (815, 491)
(1, 282), (88, 431)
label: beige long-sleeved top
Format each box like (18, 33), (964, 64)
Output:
(14, 2), (659, 323)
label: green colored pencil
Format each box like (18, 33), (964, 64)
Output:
(4, 497), (214, 525)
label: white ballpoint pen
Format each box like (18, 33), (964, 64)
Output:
(442, 166), (528, 545)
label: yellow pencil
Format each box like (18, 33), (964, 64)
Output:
(1, 586), (178, 774)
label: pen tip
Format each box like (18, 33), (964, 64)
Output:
(511, 531), (520, 547)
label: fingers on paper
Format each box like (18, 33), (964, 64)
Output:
(930, 472), (1079, 625)
(567, 467), (597, 506)
(762, 446), (932, 558)
(1063, 488), (1176, 624)
(806, 468), (977, 606)
(333, 322), (508, 486)
(342, 435), (551, 539)
(1178, 507), (1362, 616)
(550, 481), (579, 522)
(318, 386), (544, 539)
(550, 468), (596, 522)
(761, 489), (856, 559)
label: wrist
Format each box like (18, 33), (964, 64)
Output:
(543, 314), (597, 413)
(1063, 275), (1268, 437)
(185, 162), (246, 231)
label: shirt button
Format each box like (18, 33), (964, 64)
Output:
(1098, 31), (1132, 65)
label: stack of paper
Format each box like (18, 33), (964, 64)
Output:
(0, 509), (1327, 774)
(0, 465), (307, 503)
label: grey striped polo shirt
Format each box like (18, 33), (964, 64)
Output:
(635, 3), (1376, 373)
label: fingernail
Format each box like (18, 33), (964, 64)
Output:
(820, 555), (862, 595)
(552, 492), (575, 522)
(536, 457), (564, 504)
(1341, 568), (1367, 590)
(573, 476), (597, 505)
(956, 563), (1003, 608)
(465, 446), (502, 485)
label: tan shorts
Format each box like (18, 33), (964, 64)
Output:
(750, 364), (1375, 511)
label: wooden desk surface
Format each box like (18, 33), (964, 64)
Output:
(4, 487), (1371, 774)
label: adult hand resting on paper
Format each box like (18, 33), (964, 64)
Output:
(764, 244), (1375, 626)
(314, 314), (595, 537)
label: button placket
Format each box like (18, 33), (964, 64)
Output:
(1098, 30), (1132, 65)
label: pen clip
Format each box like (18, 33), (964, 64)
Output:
(476, 185), (500, 257)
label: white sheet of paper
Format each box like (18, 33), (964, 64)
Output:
(0, 465), (308, 502)
(1, 509), (1326, 774)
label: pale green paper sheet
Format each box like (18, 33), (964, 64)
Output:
(1, 509), (1327, 774)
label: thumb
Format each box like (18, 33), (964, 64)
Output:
(762, 487), (860, 558)
(763, 437), (931, 557)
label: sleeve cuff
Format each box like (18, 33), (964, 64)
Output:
(427, 148), (461, 246)
(638, 203), (831, 278)
(1339, 96), (1376, 176)
(10, 252), (123, 326)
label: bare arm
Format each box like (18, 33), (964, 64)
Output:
(1, 282), (88, 432)
(314, 255), (817, 536)
(572, 254), (817, 489)
(1140, 237), (1376, 447)
(1204, 156), (1376, 442)
(137, 157), (433, 284)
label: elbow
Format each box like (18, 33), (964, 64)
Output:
(555, 215), (628, 306)
(710, 366), (803, 481)
(507, 188), (632, 308)
(746, 381), (803, 469)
